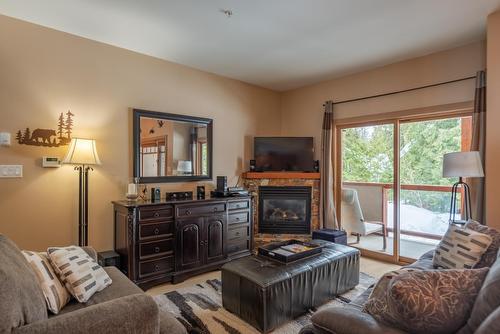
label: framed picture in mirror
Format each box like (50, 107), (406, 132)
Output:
(133, 109), (213, 183)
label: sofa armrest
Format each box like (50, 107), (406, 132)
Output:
(13, 294), (159, 334)
(310, 306), (407, 334)
(475, 306), (500, 334)
(82, 246), (98, 261)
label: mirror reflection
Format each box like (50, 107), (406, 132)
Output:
(139, 117), (209, 177)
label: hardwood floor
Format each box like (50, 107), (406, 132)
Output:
(146, 256), (401, 296)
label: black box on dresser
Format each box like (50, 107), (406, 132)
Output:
(113, 196), (253, 290)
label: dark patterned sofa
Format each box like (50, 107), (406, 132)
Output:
(0, 235), (186, 334)
(300, 250), (500, 334)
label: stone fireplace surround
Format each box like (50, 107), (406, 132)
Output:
(242, 172), (320, 248)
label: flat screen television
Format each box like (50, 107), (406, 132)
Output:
(254, 137), (314, 172)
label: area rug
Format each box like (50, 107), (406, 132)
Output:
(154, 272), (375, 334)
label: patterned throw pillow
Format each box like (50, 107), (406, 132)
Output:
(367, 269), (489, 334)
(47, 246), (112, 303)
(22, 251), (71, 314)
(433, 224), (492, 269)
(465, 220), (500, 268)
(363, 267), (418, 320)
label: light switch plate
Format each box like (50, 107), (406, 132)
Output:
(0, 165), (23, 178)
(0, 132), (11, 146)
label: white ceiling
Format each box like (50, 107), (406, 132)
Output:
(1, 0), (499, 91)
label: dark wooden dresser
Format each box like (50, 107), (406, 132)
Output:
(113, 196), (252, 289)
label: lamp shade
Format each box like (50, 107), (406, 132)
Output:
(177, 160), (192, 172)
(63, 138), (101, 165)
(443, 151), (484, 178)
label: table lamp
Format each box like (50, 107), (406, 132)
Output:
(442, 151), (484, 225)
(63, 138), (101, 246)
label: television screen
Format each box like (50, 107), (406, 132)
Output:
(254, 137), (314, 172)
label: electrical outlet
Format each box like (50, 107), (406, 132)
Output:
(0, 165), (23, 178)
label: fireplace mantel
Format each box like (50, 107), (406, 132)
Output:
(243, 172), (320, 179)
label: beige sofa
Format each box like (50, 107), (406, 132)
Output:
(0, 235), (187, 334)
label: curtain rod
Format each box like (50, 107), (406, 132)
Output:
(329, 75), (476, 106)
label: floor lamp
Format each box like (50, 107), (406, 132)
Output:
(63, 138), (101, 246)
(442, 151), (484, 225)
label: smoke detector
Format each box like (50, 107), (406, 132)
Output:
(220, 9), (233, 18)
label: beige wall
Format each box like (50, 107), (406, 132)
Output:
(486, 10), (500, 231)
(0, 13), (495, 252)
(0, 15), (281, 251)
(280, 42), (485, 158)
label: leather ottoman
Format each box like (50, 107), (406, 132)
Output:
(221, 240), (360, 333)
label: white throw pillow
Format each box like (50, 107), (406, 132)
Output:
(47, 246), (112, 303)
(22, 251), (71, 314)
(433, 224), (492, 269)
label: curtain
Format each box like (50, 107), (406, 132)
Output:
(470, 71), (486, 224)
(320, 100), (338, 229)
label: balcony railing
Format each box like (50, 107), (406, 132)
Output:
(343, 181), (458, 240)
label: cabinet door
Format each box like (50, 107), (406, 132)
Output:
(176, 218), (204, 271)
(205, 215), (227, 264)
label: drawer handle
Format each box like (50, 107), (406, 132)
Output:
(235, 232), (240, 236)
(154, 246), (160, 253)
(235, 204), (241, 208)
(200, 240), (205, 246)
(154, 212), (160, 218)
(154, 264), (160, 271)
(185, 210), (191, 216)
(154, 228), (160, 235)
(213, 207), (218, 212)
(235, 217), (240, 221)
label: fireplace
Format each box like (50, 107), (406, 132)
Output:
(258, 186), (311, 234)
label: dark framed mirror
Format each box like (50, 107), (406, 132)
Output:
(133, 109), (213, 183)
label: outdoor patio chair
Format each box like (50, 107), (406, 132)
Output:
(341, 187), (387, 250)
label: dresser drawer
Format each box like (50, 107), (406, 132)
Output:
(228, 224), (250, 241)
(139, 221), (174, 240)
(176, 203), (226, 218)
(139, 239), (174, 260)
(228, 200), (250, 211)
(139, 256), (174, 278)
(138, 206), (173, 221)
(227, 239), (250, 255)
(228, 211), (249, 225)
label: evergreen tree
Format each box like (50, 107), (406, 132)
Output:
(22, 128), (31, 143)
(57, 112), (65, 139)
(65, 110), (74, 139)
(16, 130), (23, 143)
(342, 117), (463, 213)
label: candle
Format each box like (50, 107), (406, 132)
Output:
(127, 183), (137, 195)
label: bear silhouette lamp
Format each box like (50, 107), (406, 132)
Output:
(443, 151), (484, 225)
(63, 138), (101, 246)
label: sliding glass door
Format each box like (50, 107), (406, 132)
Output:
(340, 122), (396, 259)
(337, 114), (471, 263)
(397, 116), (471, 260)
